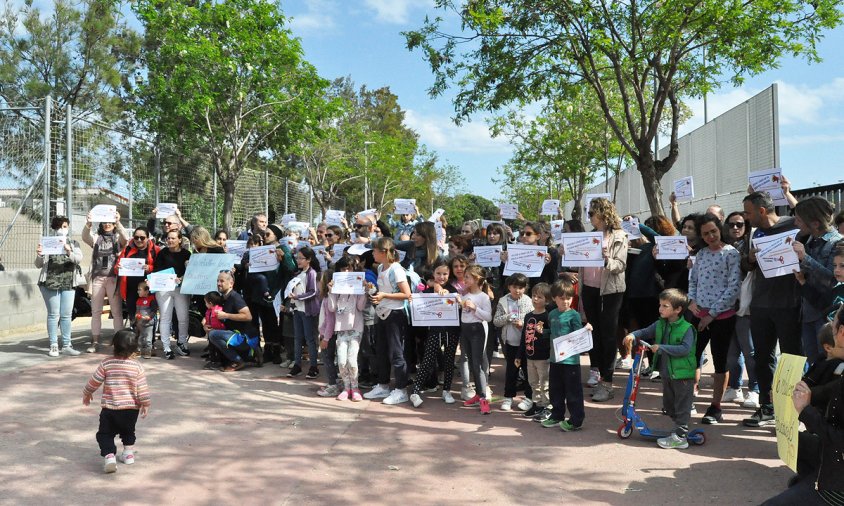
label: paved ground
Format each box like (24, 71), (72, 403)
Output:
(0, 320), (791, 505)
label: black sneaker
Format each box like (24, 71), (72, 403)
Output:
(203, 361), (221, 370)
(522, 404), (540, 418)
(743, 406), (775, 427)
(287, 364), (302, 377)
(305, 367), (319, 379)
(701, 405), (723, 424)
(533, 407), (551, 423)
(164, 350), (175, 360)
(253, 346), (264, 367)
(175, 343), (190, 356)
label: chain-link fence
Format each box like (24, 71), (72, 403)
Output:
(0, 97), (339, 271)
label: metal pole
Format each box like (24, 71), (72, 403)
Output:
(284, 178), (289, 214)
(212, 168), (218, 232)
(128, 169), (134, 227)
(43, 96), (51, 235)
(308, 182), (313, 224)
(364, 143), (369, 210)
(154, 148), (161, 206)
(65, 103), (72, 233)
(264, 169), (269, 217)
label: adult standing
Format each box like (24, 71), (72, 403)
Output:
(148, 207), (192, 249)
(36, 215), (84, 357)
(237, 212), (268, 241)
(153, 230), (191, 359)
(115, 227), (159, 328)
(206, 270), (260, 372)
(190, 226), (226, 254)
(82, 210), (130, 353)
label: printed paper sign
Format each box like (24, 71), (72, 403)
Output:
(550, 220), (565, 243)
(325, 209), (345, 227)
(552, 327), (593, 363)
(749, 168), (788, 206)
(410, 293), (460, 327)
(146, 270), (177, 292)
(560, 232), (604, 268)
(753, 229), (800, 279)
(654, 236), (689, 260)
(583, 193), (612, 215)
(225, 240), (247, 259)
(357, 209), (377, 219)
(155, 203), (178, 219)
(248, 245), (279, 273)
(287, 221), (311, 234)
(347, 243), (372, 256)
(331, 272), (366, 295)
(481, 219), (505, 229)
(281, 213), (296, 226)
(273, 291), (282, 316)
(503, 244), (548, 277)
(40, 236), (66, 255)
(90, 204), (117, 223)
(673, 177), (694, 201)
(499, 203), (519, 220)
(772, 353), (807, 472)
(434, 221), (445, 243)
(473, 245), (503, 268)
(284, 277), (301, 299)
(118, 258), (146, 277)
(541, 199), (561, 216)
(622, 217), (642, 239)
(428, 208), (445, 222)
(393, 198), (416, 215)
(313, 245), (328, 272)
(180, 253), (239, 295)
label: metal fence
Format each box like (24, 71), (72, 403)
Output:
(0, 97), (342, 271)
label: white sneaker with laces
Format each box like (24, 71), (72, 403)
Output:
(62, 346), (81, 356)
(587, 369), (600, 387)
(410, 393), (423, 408)
(461, 386), (476, 401)
(722, 387), (744, 403)
(363, 384), (391, 400)
(48, 344), (59, 357)
(501, 397), (513, 411)
(382, 388), (409, 405)
(442, 391), (455, 404)
(517, 397), (533, 411)
(742, 391), (760, 409)
(620, 357), (634, 369)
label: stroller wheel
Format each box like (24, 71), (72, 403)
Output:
(617, 423), (633, 439)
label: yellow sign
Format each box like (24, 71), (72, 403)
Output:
(772, 353), (807, 472)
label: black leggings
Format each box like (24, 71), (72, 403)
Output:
(693, 315), (735, 374)
(582, 286), (624, 382)
(413, 329), (459, 395)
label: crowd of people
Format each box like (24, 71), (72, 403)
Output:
(34, 181), (844, 501)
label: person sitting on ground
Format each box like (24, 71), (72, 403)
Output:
(204, 270), (262, 372)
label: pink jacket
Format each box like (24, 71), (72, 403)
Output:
(318, 298), (335, 342)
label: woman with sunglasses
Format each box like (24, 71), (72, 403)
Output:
(83, 210), (131, 353)
(114, 227), (160, 348)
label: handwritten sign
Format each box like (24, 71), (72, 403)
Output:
(325, 209), (345, 227)
(541, 199), (561, 216)
(410, 293), (460, 327)
(560, 232), (604, 268)
(180, 253), (239, 295)
(749, 168), (788, 206)
(753, 229), (800, 279)
(499, 203), (519, 220)
(673, 176), (694, 201)
(654, 236), (689, 260)
(249, 245), (278, 273)
(40, 236), (66, 255)
(90, 204), (117, 223)
(118, 258), (145, 277)
(773, 353), (807, 472)
(331, 272), (366, 295)
(474, 245), (503, 268)
(155, 203), (178, 219)
(503, 244), (547, 278)
(552, 327), (593, 363)
(622, 217), (642, 239)
(393, 198), (416, 215)
(146, 269), (177, 293)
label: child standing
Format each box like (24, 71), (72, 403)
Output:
(623, 288), (697, 449)
(493, 273), (533, 411)
(134, 280), (157, 359)
(517, 283), (552, 419)
(317, 269), (340, 397)
(82, 330), (150, 473)
(326, 256), (367, 401)
(287, 246), (322, 379)
(460, 264), (494, 414)
(203, 291), (226, 331)
(541, 278), (589, 431)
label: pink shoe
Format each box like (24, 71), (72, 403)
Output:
(479, 398), (491, 415)
(336, 389), (351, 401)
(463, 394), (480, 407)
(351, 389), (363, 402)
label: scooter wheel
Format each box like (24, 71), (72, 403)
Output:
(688, 429), (706, 445)
(617, 423), (633, 439)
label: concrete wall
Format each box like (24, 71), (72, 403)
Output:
(0, 269), (47, 336)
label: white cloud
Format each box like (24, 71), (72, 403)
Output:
(288, 0), (337, 33)
(363, 0), (433, 25)
(404, 110), (513, 155)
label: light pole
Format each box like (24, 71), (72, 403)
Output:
(363, 141), (375, 210)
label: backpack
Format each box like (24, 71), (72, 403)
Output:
(383, 263), (423, 324)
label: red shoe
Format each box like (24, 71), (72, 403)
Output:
(463, 394), (480, 407)
(479, 398), (491, 414)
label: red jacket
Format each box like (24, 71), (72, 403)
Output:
(115, 243), (160, 300)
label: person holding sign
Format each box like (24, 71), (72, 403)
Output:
(389, 202), (424, 240)
(623, 289), (697, 449)
(287, 247), (322, 380)
(83, 209), (130, 354)
(148, 206), (192, 249)
(324, 256), (368, 401)
(114, 227), (159, 334)
(459, 265), (494, 415)
(152, 230), (192, 360)
(36, 215), (84, 357)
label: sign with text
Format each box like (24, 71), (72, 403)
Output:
(772, 353), (807, 472)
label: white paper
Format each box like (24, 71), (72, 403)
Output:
(503, 244), (548, 277)
(552, 327), (593, 363)
(248, 245), (279, 273)
(273, 291), (282, 316)
(673, 177), (694, 201)
(654, 236), (690, 260)
(287, 221), (311, 234)
(90, 204), (117, 223)
(428, 208), (445, 222)
(410, 293), (460, 327)
(347, 243), (372, 256)
(560, 232), (604, 268)
(281, 213), (296, 226)
(434, 221), (445, 243)
(753, 229), (800, 279)
(296, 240), (311, 251)
(583, 193), (612, 216)
(393, 198), (416, 215)
(357, 208), (377, 219)
(146, 271), (177, 292)
(225, 240), (247, 259)
(481, 219), (504, 229)
(499, 203), (519, 220)
(313, 245), (328, 272)
(474, 245), (503, 268)
(622, 217), (642, 239)
(749, 168), (788, 206)
(118, 257), (146, 277)
(541, 199), (561, 216)
(284, 277), (301, 299)
(180, 253), (239, 295)
(155, 203), (178, 219)
(325, 209), (345, 227)
(549, 220), (565, 243)
(284, 237), (297, 250)
(40, 236), (66, 255)
(331, 272), (366, 295)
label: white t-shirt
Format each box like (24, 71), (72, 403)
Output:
(376, 262), (407, 315)
(293, 271), (308, 312)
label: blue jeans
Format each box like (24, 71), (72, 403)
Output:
(293, 311), (317, 367)
(208, 329), (244, 363)
(726, 315), (759, 392)
(801, 317), (827, 367)
(40, 285), (74, 347)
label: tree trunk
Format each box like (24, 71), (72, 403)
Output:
(222, 178), (236, 233)
(638, 158), (666, 217)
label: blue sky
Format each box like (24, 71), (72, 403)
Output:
(282, 0), (844, 201)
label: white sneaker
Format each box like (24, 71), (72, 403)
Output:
(486, 386), (493, 399)
(493, 351), (504, 359)
(614, 357), (624, 369)
(62, 346), (81, 356)
(722, 387), (744, 403)
(442, 391), (455, 404)
(690, 405), (698, 416)
(517, 397), (533, 411)
(363, 384), (391, 400)
(587, 369), (600, 387)
(118, 451), (135, 465)
(620, 357), (634, 369)
(103, 453), (117, 473)
(461, 386), (476, 401)
(742, 391), (760, 409)
(410, 393), (423, 408)
(48, 344), (59, 357)
(382, 389), (409, 405)
(501, 397), (513, 411)
(317, 384), (340, 398)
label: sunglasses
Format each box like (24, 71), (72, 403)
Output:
(219, 269), (232, 274)
(324, 233), (334, 238)
(728, 222), (745, 229)
(353, 223), (365, 229)
(133, 235), (147, 240)
(522, 231), (535, 236)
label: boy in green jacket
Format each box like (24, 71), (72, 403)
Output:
(624, 288), (697, 449)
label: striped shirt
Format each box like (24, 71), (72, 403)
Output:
(83, 357), (151, 410)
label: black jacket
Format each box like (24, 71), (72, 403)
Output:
(799, 375), (844, 493)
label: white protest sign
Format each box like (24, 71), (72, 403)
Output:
(146, 271), (177, 292)
(331, 272), (366, 295)
(40, 236), (66, 255)
(552, 327), (593, 363)
(325, 209), (345, 227)
(284, 277), (301, 299)
(583, 193), (612, 216)
(393, 198), (416, 215)
(287, 221), (311, 234)
(474, 245), (503, 268)
(180, 253), (239, 295)
(225, 240), (247, 259)
(313, 245), (328, 272)
(753, 229), (800, 279)
(622, 217), (642, 239)
(410, 293), (460, 327)
(550, 220), (565, 243)
(673, 176), (694, 201)
(428, 208), (445, 222)
(560, 232), (604, 268)
(499, 203), (519, 220)
(503, 244), (547, 277)
(749, 168), (788, 206)
(654, 236), (689, 260)
(90, 204), (117, 223)
(118, 258), (146, 277)
(541, 199), (561, 216)
(155, 203), (178, 219)
(481, 219), (505, 229)
(357, 209), (377, 220)
(281, 213), (296, 226)
(248, 245), (279, 273)
(347, 243), (372, 256)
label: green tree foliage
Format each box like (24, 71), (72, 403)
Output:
(406, 0), (843, 215)
(437, 193), (500, 234)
